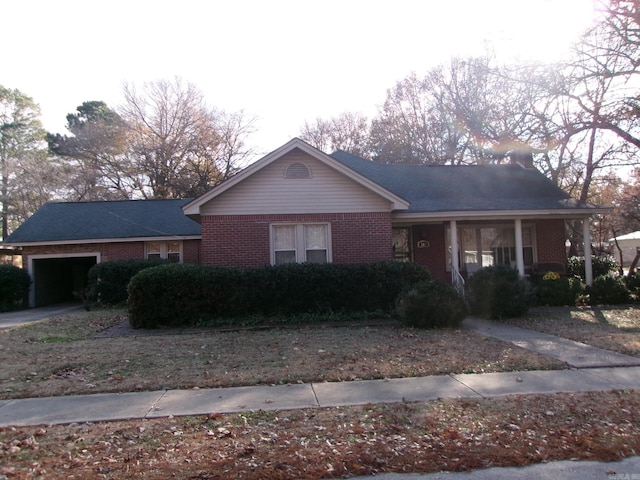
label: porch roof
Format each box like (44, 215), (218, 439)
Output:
(330, 151), (602, 214)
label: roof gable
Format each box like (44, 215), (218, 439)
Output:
(183, 138), (409, 216)
(198, 149), (396, 215)
(5, 199), (201, 245)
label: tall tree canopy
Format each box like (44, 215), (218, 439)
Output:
(300, 112), (370, 158)
(120, 78), (255, 199)
(369, 59), (555, 166)
(0, 86), (56, 237)
(47, 79), (256, 201)
(47, 101), (133, 200)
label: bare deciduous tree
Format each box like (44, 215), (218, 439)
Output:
(300, 112), (370, 157)
(121, 78), (255, 199)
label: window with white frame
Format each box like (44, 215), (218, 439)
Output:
(145, 241), (182, 263)
(446, 225), (535, 272)
(271, 223), (330, 265)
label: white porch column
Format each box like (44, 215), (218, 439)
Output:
(514, 218), (525, 278)
(583, 218), (593, 286)
(450, 220), (459, 273)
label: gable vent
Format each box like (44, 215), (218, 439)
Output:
(284, 162), (311, 179)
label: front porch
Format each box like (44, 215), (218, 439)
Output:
(392, 216), (596, 290)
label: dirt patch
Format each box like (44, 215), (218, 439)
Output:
(1, 390), (638, 479)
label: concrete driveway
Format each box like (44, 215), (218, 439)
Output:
(0, 303), (83, 331)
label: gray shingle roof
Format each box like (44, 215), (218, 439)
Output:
(330, 150), (596, 213)
(5, 199), (201, 244)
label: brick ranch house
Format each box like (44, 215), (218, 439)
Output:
(5, 138), (606, 307)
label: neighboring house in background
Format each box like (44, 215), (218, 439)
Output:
(609, 231), (640, 267)
(5, 138), (607, 307)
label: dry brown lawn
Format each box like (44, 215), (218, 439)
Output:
(0, 309), (563, 400)
(0, 306), (639, 479)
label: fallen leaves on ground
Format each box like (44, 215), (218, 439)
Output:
(0, 390), (638, 479)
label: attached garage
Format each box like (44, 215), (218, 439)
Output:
(3, 199), (202, 307)
(29, 254), (98, 307)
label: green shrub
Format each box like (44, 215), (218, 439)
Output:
(396, 280), (468, 329)
(86, 259), (168, 306)
(0, 264), (30, 312)
(623, 271), (640, 299)
(466, 265), (532, 319)
(534, 275), (585, 306)
(567, 256), (617, 281)
(128, 261), (431, 329)
(587, 273), (631, 305)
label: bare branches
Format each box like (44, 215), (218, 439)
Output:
(300, 112), (370, 158)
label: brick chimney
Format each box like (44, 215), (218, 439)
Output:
(509, 150), (534, 168)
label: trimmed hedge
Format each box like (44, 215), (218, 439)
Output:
(396, 280), (468, 329)
(466, 265), (532, 319)
(128, 261), (431, 329)
(86, 259), (168, 306)
(0, 264), (30, 312)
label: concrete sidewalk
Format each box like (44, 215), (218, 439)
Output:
(463, 317), (640, 368)
(1, 365), (639, 427)
(351, 456), (640, 480)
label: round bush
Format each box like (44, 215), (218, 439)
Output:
(396, 280), (468, 329)
(466, 265), (532, 319)
(588, 273), (630, 305)
(0, 264), (30, 312)
(534, 275), (584, 306)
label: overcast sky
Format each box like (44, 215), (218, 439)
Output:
(4, 0), (600, 158)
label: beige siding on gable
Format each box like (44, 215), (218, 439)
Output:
(200, 150), (394, 215)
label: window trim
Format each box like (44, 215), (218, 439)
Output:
(145, 241), (183, 263)
(270, 222), (332, 265)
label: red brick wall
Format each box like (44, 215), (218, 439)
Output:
(18, 218), (567, 276)
(534, 219), (568, 266)
(200, 212), (393, 267)
(22, 242), (143, 265)
(182, 239), (201, 265)
(411, 224), (448, 282)
(22, 240), (201, 266)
